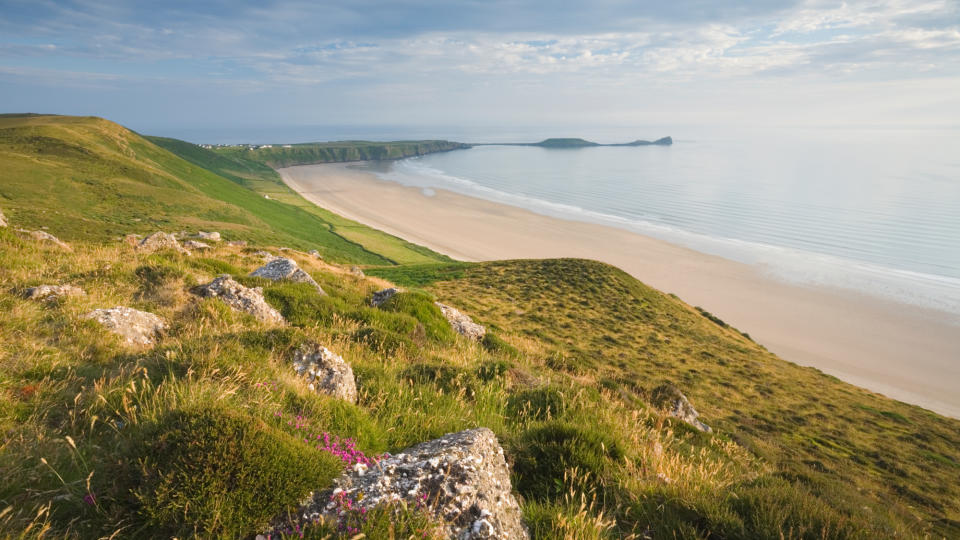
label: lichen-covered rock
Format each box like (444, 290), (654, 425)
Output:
(651, 384), (712, 432)
(83, 307), (166, 347)
(349, 265), (365, 277)
(253, 250), (275, 260)
(227, 240), (248, 247)
(196, 231), (221, 242)
(308, 249), (322, 259)
(18, 229), (71, 251)
(370, 287), (400, 307)
(183, 240), (212, 250)
(195, 275), (285, 325)
(281, 428), (528, 540)
(24, 284), (85, 301)
(435, 303), (486, 341)
(250, 257), (325, 294)
(292, 343), (357, 403)
(137, 231), (189, 255)
(0, 207), (7, 227)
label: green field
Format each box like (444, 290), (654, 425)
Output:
(1, 114), (958, 539)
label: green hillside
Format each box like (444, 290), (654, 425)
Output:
(1, 114), (958, 539)
(211, 140), (470, 168)
(0, 115), (450, 265)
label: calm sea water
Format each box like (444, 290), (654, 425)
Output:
(367, 128), (960, 316)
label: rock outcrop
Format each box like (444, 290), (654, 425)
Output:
(182, 240), (212, 251)
(250, 257), (325, 294)
(137, 232), (189, 255)
(83, 307), (166, 347)
(292, 343), (357, 403)
(19, 229), (71, 251)
(435, 303), (486, 341)
(370, 287), (400, 308)
(651, 384), (712, 433)
(279, 428), (528, 540)
(195, 231), (221, 242)
(24, 284), (85, 301)
(196, 275), (285, 325)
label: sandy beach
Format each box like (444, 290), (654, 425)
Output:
(281, 163), (960, 418)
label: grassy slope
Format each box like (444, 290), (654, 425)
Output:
(211, 140), (469, 168)
(1, 114), (959, 538)
(146, 135), (452, 266)
(0, 115), (447, 265)
(370, 260), (960, 537)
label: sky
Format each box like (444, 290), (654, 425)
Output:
(0, 0), (958, 138)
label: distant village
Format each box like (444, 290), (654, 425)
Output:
(196, 143), (293, 150)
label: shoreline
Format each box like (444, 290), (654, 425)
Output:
(280, 162), (960, 418)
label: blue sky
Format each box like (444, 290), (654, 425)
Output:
(1, 0), (958, 137)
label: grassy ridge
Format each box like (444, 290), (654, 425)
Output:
(212, 140), (470, 168)
(147, 135), (453, 265)
(370, 260), (960, 537)
(0, 115), (454, 265)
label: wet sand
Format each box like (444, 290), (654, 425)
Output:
(281, 163), (960, 418)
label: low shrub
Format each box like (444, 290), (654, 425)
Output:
(133, 407), (343, 537)
(512, 421), (623, 500)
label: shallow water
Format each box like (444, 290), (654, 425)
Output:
(367, 127), (960, 315)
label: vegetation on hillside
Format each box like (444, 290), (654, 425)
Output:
(211, 140), (470, 168)
(0, 115), (450, 265)
(1, 114), (958, 539)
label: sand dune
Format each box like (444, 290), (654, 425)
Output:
(281, 163), (960, 418)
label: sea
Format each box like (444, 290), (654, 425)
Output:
(167, 124), (960, 317)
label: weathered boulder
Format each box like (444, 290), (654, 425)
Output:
(370, 287), (400, 307)
(195, 275), (285, 325)
(250, 257), (325, 294)
(137, 232), (189, 255)
(292, 343), (357, 403)
(349, 265), (365, 277)
(253, 250), (275, 260)
(182, 240), (212, 251)
(281, 428), (528, 540)
(83, 307), (166, 347)
(24, 284), (85, 301)
(308, 249), (322, 259)
(196, 231), (221, 242)
(435, 303), (486, 341)
(0, 207), (6, 227)
(19, 229), (71, 251)
(651, 384), (712, 433)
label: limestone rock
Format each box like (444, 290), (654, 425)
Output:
(282, 428), (528, 540)
(24, 284), (85, 301)
(196, 275), (285, 325)
(435, 303), (486, 341)
(292, 343), (357, 403)
(308, 249), (322, 259)
(253, 250), (275, 260)
(0, 207), (6, 227)
(250, 257), (325, 294)
(137, 232), (189, 255)
(370, 287), (400, 307)
(183, 240), (212, 251)
(84, 307), (166, 347)
(651, 384), (712, 433)
(349, 265), (365, 277)
(227, 240), (248, 247)
(19, 229), (71, 251)
(196, 231), (221, 242)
